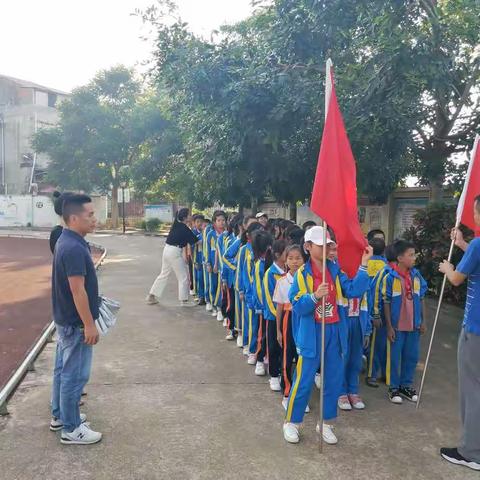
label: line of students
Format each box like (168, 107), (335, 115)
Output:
(187, 213), (428, 446)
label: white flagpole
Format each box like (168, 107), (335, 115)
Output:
(318, 58), (333, 453)
(417, 135), (479, 409)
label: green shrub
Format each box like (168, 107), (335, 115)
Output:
(403, 202), (470, 304)
(145, 218), (162, 232)
(136, 220), (147, 230)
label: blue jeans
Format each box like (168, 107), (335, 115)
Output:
(51, 325), (93, 433)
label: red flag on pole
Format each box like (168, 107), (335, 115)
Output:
(310, 60), (367, 277)
(456, 135), (480, 236)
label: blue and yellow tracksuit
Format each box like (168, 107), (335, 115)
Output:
(382, 267), (427, 389)
(263, 263), (285, 378)
(224, 237), (243, 334)
(367, 264), (391, 381)
(239, 243), (256, 351)
(192, 228), (204, 298)
(285, 260), (370, 424)
(206, 228), (224, 309)
(218, 231), (235, 327)
(342, 294), (371, 395)
(252, 258), (266, 361)
(202, 225), (212, 303)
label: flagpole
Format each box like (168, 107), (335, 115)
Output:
(416, 232), (457, 409)
(318, 57), (333, 453)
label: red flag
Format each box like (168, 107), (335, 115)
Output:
(456, 135), (480, 236)
(310, 61), (367, 277)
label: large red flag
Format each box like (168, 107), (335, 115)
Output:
(456, 135), (480, 236)
(310, 60), (367, 277)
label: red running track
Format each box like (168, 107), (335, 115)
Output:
(0, 237), (101, 391)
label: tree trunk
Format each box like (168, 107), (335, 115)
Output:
(289, 202), (296, 222)
(250, 196), (258, 215)
(429, 180), (444, 204)
(111, 184), (119, 228)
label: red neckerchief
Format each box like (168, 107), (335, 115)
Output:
(214, 227), (224, 235)
(392, 265), (413, 300)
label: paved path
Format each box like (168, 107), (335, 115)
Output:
(0, 234), (476, 480)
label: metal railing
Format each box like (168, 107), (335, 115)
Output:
(0, 235), (106, 415)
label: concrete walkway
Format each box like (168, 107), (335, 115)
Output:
(0, 234), (476, 480)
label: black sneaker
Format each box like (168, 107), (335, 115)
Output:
(388, 388), (403, 404)
(365, 377), (379, 388)
(441, 448), (480, 471)
(399, 386), (418, 402)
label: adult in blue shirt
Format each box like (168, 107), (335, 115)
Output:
(439, 194), (480, 471)
(50, 194), (102, 445)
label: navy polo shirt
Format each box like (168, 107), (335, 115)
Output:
(52, 229), (99, 327)
(457, 238), (480, 336)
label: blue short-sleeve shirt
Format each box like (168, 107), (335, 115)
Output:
(456, 237), (480, 335)
(52, 229), (99, 327)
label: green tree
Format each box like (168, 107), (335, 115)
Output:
(33, 66), (169, 226)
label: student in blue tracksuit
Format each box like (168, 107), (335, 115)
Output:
(383, 240), (428, 404)
(250, 230), (274, 375)
(202, 219), (212, 310)
(263, 239), (288, 392)
(238, 222), (264, 357)
(219, 214), (238, 338)
(192, 214), (206, 304)
(283, 226), (372, 446)
(206, 211), (226, 320)
(366, 241), (395, 387)
(224, 216), (257, 348)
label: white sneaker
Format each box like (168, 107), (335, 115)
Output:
(283, 423), (300, 444)
(146, 294), (158, 305)
(348, 394), (366, 410)
(50, 413), (87, 432)
(217, 311), (224, 322)
(305, 404), (310, 413)
(247, 353), (257, 365)
(338, 395), (352, 411)
(189, 289), (195, 295)
(60, 423), (102, 445)
(206, 303), (213, 312)
(237, 335), (243, 348)
(255, 361), (266, 376)
(282, 397), (289, 411)
(211, 309), (218, 317)
(316, 423), (338, 445)
(315, 373), (322, 390)
(269, 376), (282, 391)
(243, 347), (250, 356)
(180, 300), (197, 307)
(222, 318), (228, 327)
(225, 331), (234, 341)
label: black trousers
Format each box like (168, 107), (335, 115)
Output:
(221, 284), (236, 333)
(267, 318), (282, 378)
(256, 314), (267, 362)
(280, 310), (298, 397)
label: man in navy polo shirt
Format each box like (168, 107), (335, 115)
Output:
(439, 194), (480, 471)
(50, 194), (102, 445)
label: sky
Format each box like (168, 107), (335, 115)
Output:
(0, 0), (254, 93)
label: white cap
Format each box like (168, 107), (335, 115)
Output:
(255, 212), (267, 219)
(304, 226), (334, 246)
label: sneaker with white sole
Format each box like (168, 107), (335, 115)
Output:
(206, 303), (213, 312)
(60, 423), (102, 445)
(225, 331), (234, 341)
(237, 335), (243, 348)
(399, 386), (418, 402)
(243, 347), (250, 356)
(315, 373), (322, 390)
(440, 447), (480, 471)
(217, 311), (224, 322)
(388, 388), (403, 404)
(146, 294), (159, 305)
(305, 404), (310, 413)
(222, 318), (228, 327)
(348, 394), (365, 410)
(338, 395), (352, 411)
(247, 353), (257, 365)
(283, 423), (300, 444)
(269, 376), (282, 391)
(255, 361), (266, 376)
(50, 413), (87, 432)
(189, 289), (195, 296)
(316, 423), (338, 445)
(180, 300), (197, 307)
(211, 309), (218, 317)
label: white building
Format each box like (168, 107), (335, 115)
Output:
(0, 74), (69, 195)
